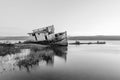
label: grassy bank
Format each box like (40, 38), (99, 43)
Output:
(0, 43), (47, 56)
(0, 43), (21, 56)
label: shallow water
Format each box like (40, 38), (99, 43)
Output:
(0, 40), (120, 80)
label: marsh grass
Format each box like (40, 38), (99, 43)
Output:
(15, 43), (47, 49)
(0, 42), (48, 56)
(0, 43), (21, 56)
(17, 48), (54, 72)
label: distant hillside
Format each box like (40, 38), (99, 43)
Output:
(68, 36), (120, 40)
(0, 36), (28, 40)
(0, 36), (120, 40)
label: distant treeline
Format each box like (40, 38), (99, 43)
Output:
(68, 36), (120, 40)
(0, 36), (29, 40)
(0, 36), (120, 40)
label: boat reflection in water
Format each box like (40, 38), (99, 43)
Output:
(17, 46), (68, 72)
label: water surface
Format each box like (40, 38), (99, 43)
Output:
(0, 40), (120, 80)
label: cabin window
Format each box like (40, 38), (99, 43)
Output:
(38, 33), (40, 35)
(45, 35), (48, 40)
(59, 33), (63, 35)
(55, 34), (58, 37)
(32, 33), (35, 36)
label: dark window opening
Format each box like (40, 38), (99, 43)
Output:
(45, 35), (48, 40)
(55, 34), (58, 37)
(59, 33), (63, 35)
(32, 33), (35, 36)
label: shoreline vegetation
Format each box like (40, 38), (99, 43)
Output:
(0, 36), (120, 40)
(69, 41), (106, 45)
(0, 40), (68, 57)
(0, 42), (47, 56)
(0, 43), (20, 56)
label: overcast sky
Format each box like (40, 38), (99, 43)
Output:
(0, 0), (120, 36)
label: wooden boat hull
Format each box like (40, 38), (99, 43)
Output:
(25, 31), (68, 46)
(24, 38), (68, 46)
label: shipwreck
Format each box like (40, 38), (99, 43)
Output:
(25, 25), (68, 46)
